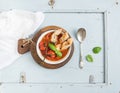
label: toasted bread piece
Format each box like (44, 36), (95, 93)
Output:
(61, 38), (73, 50)
(51, 29), (62, 43)
(59, 32), (69, 43)
(55, 44), (61, 51)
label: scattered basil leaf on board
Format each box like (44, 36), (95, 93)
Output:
(86, 54), (93, 62)
(92, 47), (101, 54)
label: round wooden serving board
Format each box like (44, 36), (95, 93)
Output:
(30, 26), (74, 69)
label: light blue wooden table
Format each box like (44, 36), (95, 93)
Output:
(0, 0), (120, 93)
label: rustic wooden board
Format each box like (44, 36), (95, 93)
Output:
(30, 26), (74, 69)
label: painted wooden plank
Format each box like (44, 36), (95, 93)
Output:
(0, 59), (104, 83)
(0, 12), (105, 84)
(0, 0), (115, 11)
(0, 83), (115, 93)
(0, 0), (120, 93)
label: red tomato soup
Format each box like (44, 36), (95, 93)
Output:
(39, 32), (69, 61)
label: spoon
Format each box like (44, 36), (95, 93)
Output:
(77, 28), (86, 69)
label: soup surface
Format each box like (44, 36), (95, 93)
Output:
(39, 32), (69, 61)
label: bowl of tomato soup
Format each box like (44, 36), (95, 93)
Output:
(36, 29), (73, 64)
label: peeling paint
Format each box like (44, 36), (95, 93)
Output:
(109, 82), (112, 85)
(20, 72), (26, 83)
(116, 0), (119, 5)
(116, 2), (119, 5)
(97, 8), (99, 10)
(60, 86), (62, 88)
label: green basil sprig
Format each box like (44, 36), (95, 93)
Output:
(92, 47), (101, 54)
(48, 43), (62, 57)
(86, 54), (94, 62)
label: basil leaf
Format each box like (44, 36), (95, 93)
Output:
(48, 43), (62, 57)
(86, 54), (93, 62)
(55, 50), (62, 57)
(48, 43), (56, 51)
(92, 47), (101, 54)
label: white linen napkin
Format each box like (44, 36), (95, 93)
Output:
(0, 10), (44, 69)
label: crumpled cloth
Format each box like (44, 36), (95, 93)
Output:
(0, 10), (44, 69)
